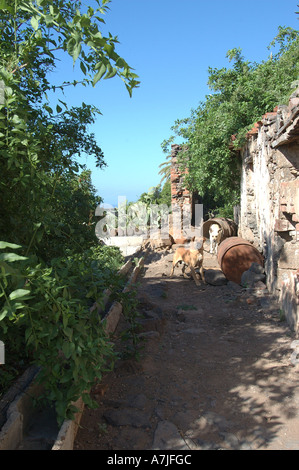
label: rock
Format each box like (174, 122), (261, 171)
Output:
(219, 432), (240, 450)
(246, 296), (257, 305)
(290, 350), (299, 366)
(181, 327), (206, 335)
(171, 410), (197, 431)
(125, 393), (147, 410)
(138, 331), (160, 339)
(138, 318), (163, 333)
(204, 269), (228, 286)
(241, 269), (265, 288)
(103, 408), (151, 428)
(194, 439), (217, 450)
(227, 281), (244, 293)
(143, 310), (161, 320)
(240, 262), (266, 288)
(201, 411), (231, 432)
(239, 441), (253, 450)
(152, 421), (189, 450)
(259, 296), (281, 312)
(254, 280), (267, 290)
(150, 238), (173, 250)
(248, 262), (265, 274)
(154, 405), (166, 420)
(176, 311), (186, 322)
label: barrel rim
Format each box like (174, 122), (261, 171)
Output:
(203, 217), (238, 238)
(217, 236), (264, 270)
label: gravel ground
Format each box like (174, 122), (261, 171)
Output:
(74, 246), (299, 451)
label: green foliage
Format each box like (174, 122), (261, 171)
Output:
(0, 0), (139, 258)
(0, 242), (125, 424)
(0, 0), (139, 96)
(158, 180), (171, 207)
(105, 184), (172, 237)
(0, 0), (139, 424)
(162, 26), (299, 217)
(118, 288), (144, 361)
(138, 182), (171, 208)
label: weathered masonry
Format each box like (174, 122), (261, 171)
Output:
(170, 144), (194, 239)
(239, 86), (299, 332)
(170, 144), (193, 208)
(170, 144), (202, 236)
(169, 87), (299, 332)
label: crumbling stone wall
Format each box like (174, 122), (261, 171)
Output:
(170, 144), (192, 208)
(170, 144), (194, 240)
(239, 87), (299, 332)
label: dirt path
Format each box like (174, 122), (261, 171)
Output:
(74, 247), (299, 451)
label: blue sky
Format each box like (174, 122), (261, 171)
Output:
(50, 0), (298, 207)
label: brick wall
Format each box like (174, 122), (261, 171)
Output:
(170, 144), (194, 241)
(170, 144), (192, 206)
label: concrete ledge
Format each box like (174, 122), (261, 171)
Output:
(51, 254), (146, 450)
(0, 253), (146, 450)
(0, 369), (43, 450)
(103, 301), (123, 335)
(51, 397), (84, 451)
(102, 236), (145, 256)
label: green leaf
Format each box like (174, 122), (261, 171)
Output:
(0, 0), (14, 13)
(0, 306), (9, 321)
(9, 288), (31, 301)
(43, 105), (53, 114)
(0, 241), (22, 250)
(104, 43), (115, 57)
(0, 253), (28, 262)
(58, 99), (68, 110)
(45, 14), (54, 26)
(80, 61), (87, 75)
(31, 16), (39, 31)
(104, 64), (117, 80)
(92, 64), (106, 86)
(62, 341), (75, 359)
(67, 37), (82, 63)
(72, 43), (82, 62)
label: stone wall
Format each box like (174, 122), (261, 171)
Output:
(170, 144), (194, 240)
(239, 87), (299, 332)
(170, 144), (192, 208)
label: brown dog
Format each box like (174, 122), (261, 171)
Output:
(170, 238), (206, 286)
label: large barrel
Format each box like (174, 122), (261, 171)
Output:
(203, 217), (238, 243)
(217, 236), (264, 284)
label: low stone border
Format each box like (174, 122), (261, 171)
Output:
(52, 254), (146, 450)
(51, 397), (84, 451)
(0, 368), (42, 450)
(0, 253), (146, 450)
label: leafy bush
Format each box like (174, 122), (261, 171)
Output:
(0, 1), (139, 425)
(162, 26), (299, 217)
(0, 241), (125, 424)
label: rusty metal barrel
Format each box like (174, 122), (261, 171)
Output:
(203, 217), (238, 243)
(217, 236), (264, 284)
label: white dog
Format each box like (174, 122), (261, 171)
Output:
(209, 223), (223, 254)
